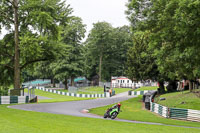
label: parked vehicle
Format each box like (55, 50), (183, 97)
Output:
(103, 103), (121, 119)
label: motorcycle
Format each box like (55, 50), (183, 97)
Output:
(103, 103), (121, 119)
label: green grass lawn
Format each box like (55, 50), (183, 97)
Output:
(134, 86), (158, 91)
(90, 96), (200, 128)
(113, 88), (132, 94)
(25, 87), (131, 103)
(0, 105), (199, 133)
(59, 87), (131, 94)
(59, 86), (103, 94)
(156, 90), (200, 110)
(25, 89), (91, 103)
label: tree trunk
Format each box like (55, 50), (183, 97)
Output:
(166, 80), (177, 92)
(71, 76), (75, 86)
(52, 78), (55, 87)
(189, 80), (193, 92)
(64, 77), (68, 90)
(13, 0), (20, 89)
(99, 52), (102, 82)
(193, 82), (197, 90)
(158, 81), (165, 94)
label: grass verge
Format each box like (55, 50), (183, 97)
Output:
(25, 89), (91, 103)
(134, 86), (158, 91)
(156, 90), (200, 110)
(90, 96), (200, 128)
(59, 87), (131, 94)
(113, 88), (132, 94)
(0, 105), (199, 133)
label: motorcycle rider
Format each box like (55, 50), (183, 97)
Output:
(109, 102), (121, 112)
(104, 102), (121, 119)
(116, 102), (121, 111)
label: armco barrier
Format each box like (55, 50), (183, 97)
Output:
(131, 91), (200, 122)
(36, 86), (108, 98)
(150, 102), (200, 122)
(0, 96), (29, 104)
(150, 102), (169, 118)
(128, 90), (149, 96)
(187, 109), (200, 122)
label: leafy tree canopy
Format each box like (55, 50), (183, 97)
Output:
(0, 0), (73, 87)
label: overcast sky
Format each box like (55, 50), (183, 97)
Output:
(67, 0), (129, 38)
(0, 0), (129, 39)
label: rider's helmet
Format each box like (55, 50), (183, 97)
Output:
(117, 102), (121, 107)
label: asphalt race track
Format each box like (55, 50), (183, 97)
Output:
(10, 92), (134, 118)
(9, 92), (200, 129)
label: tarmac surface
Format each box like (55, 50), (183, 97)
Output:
(11, 92), (134, 118)
(10, 92), (200, 129)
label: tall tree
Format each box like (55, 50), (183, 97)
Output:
(150, 0), (200, 91)
(33, 17), (86, 89)
(84, 23), (132, 82)
(85, 22), (113, 82)
(105, 26), (132, 77)
(0, 0), (72, 90)
(57, 17), (86, 87)
(126, 0), (200, 92)
(126, 31), (166, 93)
(126, 0), (167, 93)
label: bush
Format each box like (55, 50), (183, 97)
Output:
(0, 86), (9, 96)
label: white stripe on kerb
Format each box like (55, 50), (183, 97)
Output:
(188, 109), (200, 114)
(18, 96), (26, 103)
(154, 104), (159, 113)
(150, 102), (152, 111)
(1, 96), (10, 104)
(187, 113), (200, 118)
